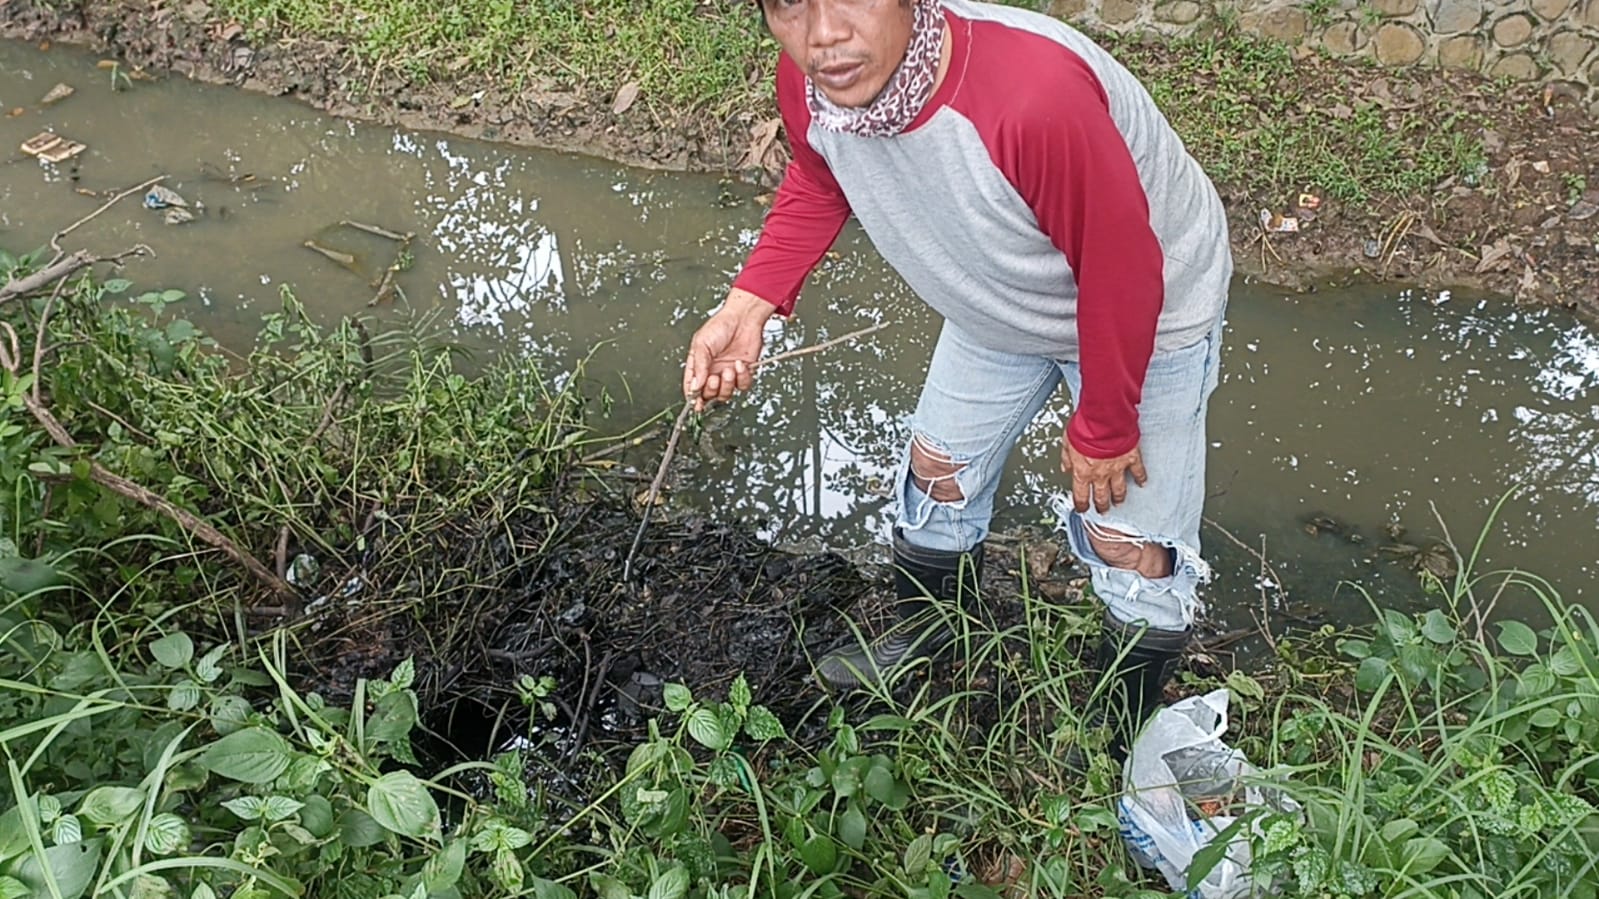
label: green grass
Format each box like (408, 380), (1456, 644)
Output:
(1104, 28), (1489, 207)
(213, 0), (779, 116)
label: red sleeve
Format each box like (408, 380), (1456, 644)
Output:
(986, 52), (1165, 459)
(730, 56), (852, 316)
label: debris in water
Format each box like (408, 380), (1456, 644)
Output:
(39, 83), (75, 106)
(20, 131), (87, 163)
(286, 553), (320, 587)
(1259, 209), (1299, 233)
(303, 240), (357, 267)
(164, 207), (196, 226)
(144, 184), (190, 209)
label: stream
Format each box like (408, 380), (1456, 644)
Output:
(4, 39), (1597, 634)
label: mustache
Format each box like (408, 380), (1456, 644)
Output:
(807, 53), (869, 74)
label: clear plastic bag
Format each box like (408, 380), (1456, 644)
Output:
(1116, 688), (1295, 899)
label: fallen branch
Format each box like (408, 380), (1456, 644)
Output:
(0, 251), (95, 305)
(0, 321), (296, 598)
(52, 175), (168, 254)
(622, 321), (892, 580)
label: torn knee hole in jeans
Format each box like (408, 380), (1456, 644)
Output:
(909, 432), (968, 504)
(1084, 521), (1175, 580)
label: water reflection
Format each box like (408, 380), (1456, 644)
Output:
(2, 38), (1596, 628)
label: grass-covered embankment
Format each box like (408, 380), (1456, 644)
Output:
(4, 244), (1599, 898)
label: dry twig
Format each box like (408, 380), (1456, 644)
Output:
(622, 321), (892, 579)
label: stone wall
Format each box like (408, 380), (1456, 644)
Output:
(1046, 0), (1599, 116)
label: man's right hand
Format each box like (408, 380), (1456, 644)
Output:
(682, 288), (776, 411)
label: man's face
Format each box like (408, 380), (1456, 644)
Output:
(763, 0), (915, 108)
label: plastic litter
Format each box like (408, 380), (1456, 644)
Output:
(1259, 209), (1299, 233)
(40, 83), (75, 106)
(1117, 688), (1298, 899)
(143, 185), (190, 210)
(19, 131), (87, 163)
(286, 553), (320, 588)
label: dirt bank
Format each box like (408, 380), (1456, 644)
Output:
(3, 0), (1594, 315)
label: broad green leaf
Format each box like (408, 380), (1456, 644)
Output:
(300, 795), (334, 838)
(1225, 670), (1266, 701)
(195, 644), (227, 683)
(208, 695), (253, 735)
(687, 708), (729, 751)
(863, 762), (897, 806)
(168, 680), (201, 712)
(530, 877), (576, 899)
(1519, 662), (1558, 698)
(744, 706), (786, 741)
(0, 806), (26, 858)
(366, 690), (419, 746)
(150, 632), (194, 669)
(144, 813), (189, 855)
(37, 795), (60, 823)
(199, 727), (292, 784)
(261, 796), (303, 822)
(800, 834), (838, 875)
(1401, 836), (1450, 875)
(422, 839), (467, 893)
(729, 675), (752, 714)
(1380, 818), (1419, 844)
(590, 874), (632, 899)
(0, 876), (30, 899)
(1354, 656), (1391, 693)
(648, 866), (689, 899)
(78, 786), (145, 826)
(1497, 620), (1539, 656)
(102, 278), (132, 294)
(390, 657), (416, 690)
(1529, 707), (1562, 728)
(1550, 645), (1584, 677)
(367, 771), (441, 839)
(11, 839), (101, 899)
(707, 754), (742, 787)
(1420, 610), (1456, 645)
(222, 797), (268, 821)
(904, 833), (933, 873)
(190, 885), (216, 899)
(663, 683), (692, 712)
(52, 814), (81, 845)
(491, 847), (523, 892)
(337, 808), (387, 847)
(838, 803), (867, 851)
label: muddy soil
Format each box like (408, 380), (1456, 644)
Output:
(3, 0), (1595, 316)
(286, 480), (1107, 785)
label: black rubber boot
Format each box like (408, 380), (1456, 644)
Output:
(815, 532), (984, 691)
(1082, 612), (1190, 763)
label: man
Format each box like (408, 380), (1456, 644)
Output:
(682, 0), (1230, 753)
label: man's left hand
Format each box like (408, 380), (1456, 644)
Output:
(1061, 429), (1148, 514)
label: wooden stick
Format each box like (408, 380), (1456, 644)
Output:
(52, 175), (168, 254)
(340, 220), (411, 242)
(621, 321), (891, 580)
(0, 251), (94, 304)
(0, 321), (296, 598)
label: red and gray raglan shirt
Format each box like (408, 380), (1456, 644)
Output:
(732, 0), (1232, 459)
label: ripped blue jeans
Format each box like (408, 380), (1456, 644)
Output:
(895, 315), (1224, 632)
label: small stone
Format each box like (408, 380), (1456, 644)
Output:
(1026, 545), (1061, 583)
(1323, 21), (1368, 55)
(1099, 0), (1143, 26)
(1490, 52), (1541, 81)
(1047, 0), (1088, 19)
(1256, 7), (1310, 42)
(39, 83), (74, 105)
(1038, 581), (1073, 601)
(1371, 0), (1420, 15)
(1155, 0), (1203, 24)
(1548, 32), (1594, 76)
(1437, 34), (1486, 69)
(1363, 238), (1383, 259)
(1373, 22), (1427, 65)
(1530, 0), (1573, 18)
(1587, 0), (1599, 27)
(1430, 0), (1484, 34)
(1491, 13), (1535, 48)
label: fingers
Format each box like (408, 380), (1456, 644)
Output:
(734, 359), (753, 392)
(1094, 476), (1112, 513)
(1109, 470), (1128, 508)
(1071, 475), (1090, 514)
(683, 341), (710, 399)
(1130, 453), (1149, 487)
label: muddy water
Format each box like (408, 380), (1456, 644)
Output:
(4, 40), (1596, 631)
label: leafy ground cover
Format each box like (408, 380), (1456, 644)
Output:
(3, 251), (1598, 898)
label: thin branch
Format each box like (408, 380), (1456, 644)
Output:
(0, 251), (94, 305)
(0, 321), (295, 598)
(621, 321), (892, 580)
(53, 175), (168, 254)
(1203, 515), (1287, 600)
